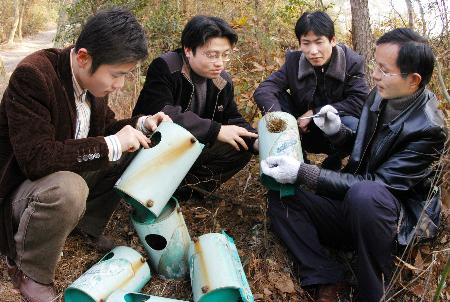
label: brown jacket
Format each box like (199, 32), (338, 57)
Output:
(0, 47), (140, 257)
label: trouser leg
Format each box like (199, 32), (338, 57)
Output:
(183, 141), (252, 192)
(11, 171), (88, 284)
(77, 153), (134, 237)
(267, 189), (348, 286)
(342, 181), (400, 302)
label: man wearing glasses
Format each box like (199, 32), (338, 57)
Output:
(261, 28), (447, 301)
(133, 15), (257, 199)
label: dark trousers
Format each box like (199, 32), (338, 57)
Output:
(182, 141), (252, 193)
(268, 181), (400, 302)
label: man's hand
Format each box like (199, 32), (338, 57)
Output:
(116, 125), (151, 153)
(144, 112), (172, 132)
(313, 105), (341, 135)
(297, 109), (314, 134)
(261, 155), (300, 184)
(217, 125), (258, 151)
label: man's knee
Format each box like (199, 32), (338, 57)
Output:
(38, 171), (88, 223)
(344, 181), (398, 221)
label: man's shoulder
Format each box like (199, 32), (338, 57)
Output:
(337, 44), (364, 64)
(284, 50), (302, 64)
(157, 50), (183, 74)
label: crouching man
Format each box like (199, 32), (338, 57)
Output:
(133, 15), (258, 199)
(261, 28), (447, 301)
(0, 8), (170, 302)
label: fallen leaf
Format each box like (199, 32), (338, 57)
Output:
(414, 251), (424, 271)
(410, 284), (425, 297)
(263, 288), (272, 296)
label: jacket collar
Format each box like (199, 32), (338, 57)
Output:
(181, 53), (227, 91)
(298, 44), (346, 82)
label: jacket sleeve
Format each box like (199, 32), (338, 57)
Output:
(133, 58), (220, 144)
(315, 126), (447, 199)
(5, 64), (111, 180)
(320, 56), (369, 117)
(253, 62), (289, 114)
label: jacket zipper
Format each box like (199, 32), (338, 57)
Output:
(354, 113), (380, 174)
(212, 89), (221, 120)
(182, 73), (195, 112)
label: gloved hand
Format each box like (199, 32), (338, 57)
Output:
(261, 156), (301, 184)
(313, 105), (341, 135)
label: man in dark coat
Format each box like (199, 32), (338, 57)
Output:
(0, 9), (170, 302)
(261, 28), (447, 302)
(254, 11), (369, 170)
(133, 15), (258, 198)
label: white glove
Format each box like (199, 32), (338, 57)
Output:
(313, 105), (341, 135)
(261, 156), (301, 184)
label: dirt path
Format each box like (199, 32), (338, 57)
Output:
(0, 28), (56, 76)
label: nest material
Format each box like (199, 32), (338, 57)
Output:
(266, 116), (287, 133)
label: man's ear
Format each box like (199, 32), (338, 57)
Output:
(330, 36), (337, 47)
(409, 73), (422, 89)
(75, 48), (92, 69)
(184, 47), (193, 59)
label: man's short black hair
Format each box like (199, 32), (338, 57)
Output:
(75, 8), (148, 73)
(181, 15), (238, 54)
(295, 11), (335, 41)
(376, 28), (435, 87)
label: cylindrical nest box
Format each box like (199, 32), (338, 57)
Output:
(132, 197), (191, 279)
(258, 111), (303, 197)
(115, 122), (204, 223)
(64, 246), (151, 302)
(106, 289), (188, 302)
(188, 232), (254, 302)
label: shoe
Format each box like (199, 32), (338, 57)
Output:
(6, 257), (57, 302)
(316, 282), (348, 302)
(85, 234), (116, 252)
(73, 228), (116, 252)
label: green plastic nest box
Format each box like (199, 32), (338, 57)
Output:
(114, 122), (204, 223)
(131, 197), (191, 279)
(258, 111), (303, 197)
(188, 232), (254, 302)
(106, 289), (189, 302)
(64, 246), (151, 302)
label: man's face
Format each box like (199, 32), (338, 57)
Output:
(184, 37), (232, 79)
(75, 49), (136, 97)
(372, 43), (415, 99)
(299, 31), (336, 67)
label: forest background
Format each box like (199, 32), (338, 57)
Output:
(0, 0), (449, 301)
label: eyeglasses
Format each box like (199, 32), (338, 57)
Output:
(370, 60), (408, 78)
(202, 51), (232, 63)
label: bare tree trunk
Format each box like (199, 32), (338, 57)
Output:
(349, 0), (374, 87)
(415, 0), (427, 36)
(405, 0), (414, 28)
(17, 0), (26, 41)
(7, 0), (21, 46)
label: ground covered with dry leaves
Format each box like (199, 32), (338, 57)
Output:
(0, 152), (449, 301)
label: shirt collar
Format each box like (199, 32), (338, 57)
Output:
(70, 48), (87, 99)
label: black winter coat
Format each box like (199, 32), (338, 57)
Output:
(253, 44), (368, 118)
(133, 49), (256, 148)
(317, 88), (447, 245)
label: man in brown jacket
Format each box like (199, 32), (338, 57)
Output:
(0, 8), (170, 302)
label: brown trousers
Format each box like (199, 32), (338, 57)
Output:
(10, 155), (132, 284)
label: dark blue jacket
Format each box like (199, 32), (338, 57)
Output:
(254, 44), (369, 118)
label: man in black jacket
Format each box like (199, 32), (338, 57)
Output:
(254, 11), (368, 170)
(261, 28), (447, 301)
(133, 15), (257, 197)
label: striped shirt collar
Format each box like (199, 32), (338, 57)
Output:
(70, 48), (87, 100)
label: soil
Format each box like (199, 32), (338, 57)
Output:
(1, 155), (448, 301)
